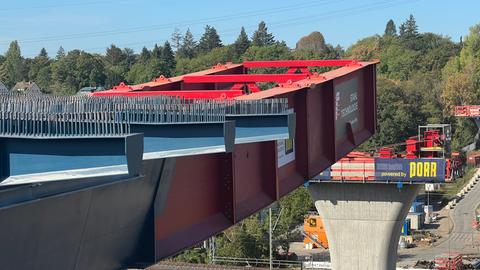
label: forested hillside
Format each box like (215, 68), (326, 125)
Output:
(1, 15), (480, 261)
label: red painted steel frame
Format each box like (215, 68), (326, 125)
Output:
(455, 105), (480, 117)
(93, 90), (244, 99)
(183, 74), (309, 83)
(243, 59), (359, 68)
(96, 60), (378, 261)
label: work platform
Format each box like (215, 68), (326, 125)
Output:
(0, 60), (378, 270)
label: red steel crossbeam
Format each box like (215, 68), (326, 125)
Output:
(93, 90), (244, 99)
(243, 60), (361, 76)
(454, 105), (480, 117)
(182, 74), (309, 93)
(243, 59), (359, 68)
(182, 73), (309, 83)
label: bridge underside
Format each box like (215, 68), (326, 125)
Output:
(308, 182), (420, 270)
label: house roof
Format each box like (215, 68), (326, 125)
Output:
(11, 81), (42, 94)
(0, 81), (8, 93)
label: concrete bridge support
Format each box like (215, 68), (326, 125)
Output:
(308, 182), (420, 270)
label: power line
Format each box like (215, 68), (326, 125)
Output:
(0, 0), (137, 13)
(20, 0), (419, 57)
(0, 0), (341, 45)
(114, 0), (416, 50)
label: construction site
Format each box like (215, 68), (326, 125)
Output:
(1, 1), (480, 270)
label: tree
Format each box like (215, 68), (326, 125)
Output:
(177, 29), (197, 59)
(28, 48), (52, 91)
(104, 45), (129, 88)
(175, 45), (236, 75)
(399, 15), (419, 38)
(398, 15), (420, 50)
(56, 46), (66, 59)
(122, 48), (136, 69)
(345, 36), (381, 61)
(127, 59), (169, 84)
(384, 19), (397, 36)
(0, 41), (25, 88)
(161, 41), (176, 76)
(152, 44), (163, 59)
(139, 47), (151, 63)
(234, 27), (250, 56)
(252, 21), (275, 47)
(380, 43), (419, 80)
(441, 23), (480, 110)
(105, 44), (125, 66)
(39, 48), (48, 58)
(242, 43), (291, 62)
(274, 187), (312, 253)
(295, 31), (327, 53)
(196, 25), (222, 54)
(50, 50), (105, 95)
(363, 77), (419, 147)
(171, 28), (183, 52)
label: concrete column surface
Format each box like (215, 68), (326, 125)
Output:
(308, 182), (420, 270)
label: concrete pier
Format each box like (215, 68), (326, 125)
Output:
(308, 182), (420, 270)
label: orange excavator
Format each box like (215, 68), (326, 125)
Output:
(303, 215), (329, 249)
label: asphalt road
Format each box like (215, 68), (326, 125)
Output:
(398, 170), (480, 266)
(436, 172), (480, 253)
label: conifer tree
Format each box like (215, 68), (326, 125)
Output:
(251, 21), (275, 46)
(384, 19), (397, 36)
(39, 48), (48, 58)
(0, 41), (25, 88)
(399, 15), (418, 38)
(197, 25), (222, 54)
(161, 41), (176, 75)
(56, 46), (66, 59)
(177, 29), (197, 59)
(152, 44), (163, 59)
(234, 27), (251, 56)
(171, 28), (183, 52)
(139, 47), (151, 63)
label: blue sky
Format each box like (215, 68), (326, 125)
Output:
(1, 0), (479, 58)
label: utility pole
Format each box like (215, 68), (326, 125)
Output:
(269, 207), (273, 270)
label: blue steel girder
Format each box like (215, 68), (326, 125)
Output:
(226, 112), (295, 144)
(0, 134), (143, 186)
(130, 121), (235, 159)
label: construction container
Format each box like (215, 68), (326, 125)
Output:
(303, 215), (329, 249)
(407, 212), (424, 230)
(424, 205), (434, 224)
(401, 219), (411, 236)
(467, 151), (480, 167)
(409, 202), (424, 213)
(399, 237), (407, 249)
(424, 205), (433, 214)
